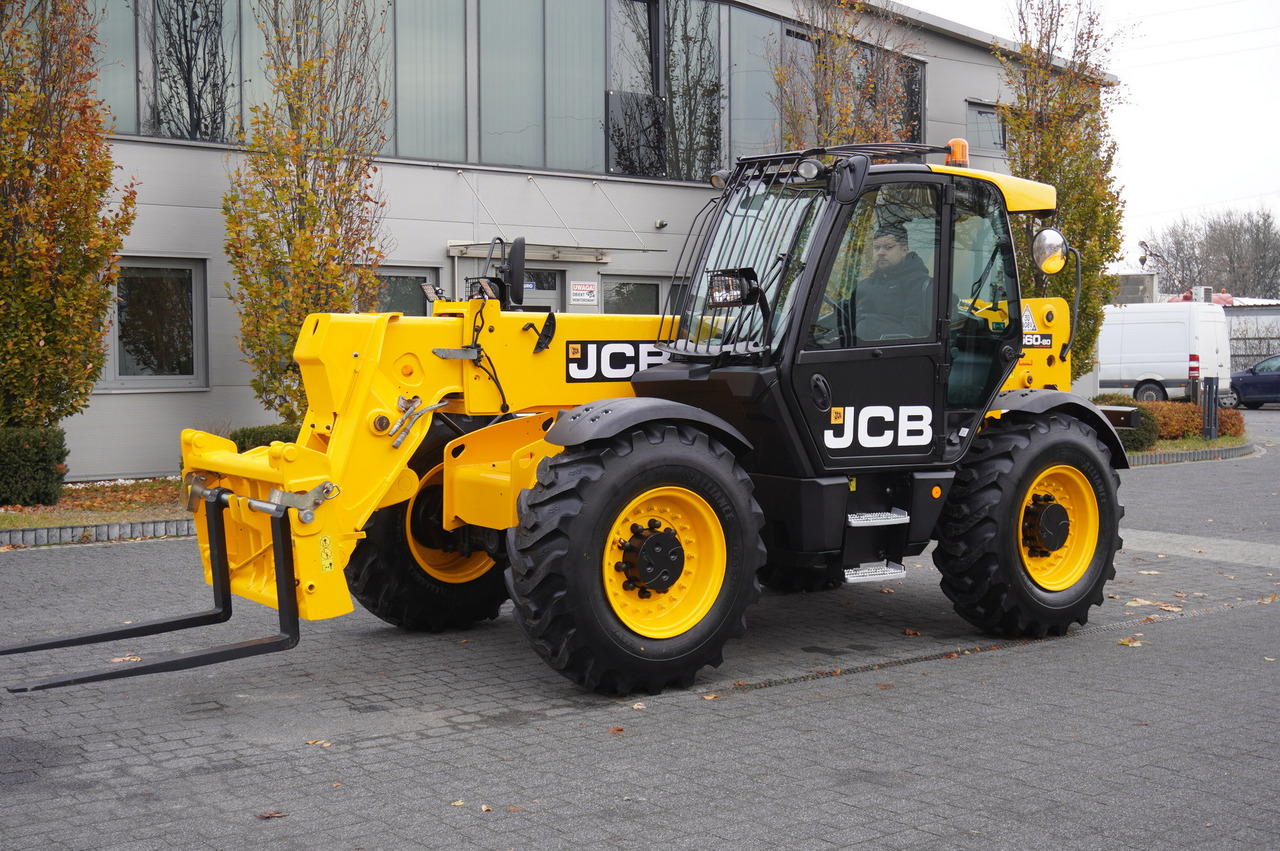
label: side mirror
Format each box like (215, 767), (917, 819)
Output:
(1031, 228), (1069, 275)
(505, 237), (525, 308)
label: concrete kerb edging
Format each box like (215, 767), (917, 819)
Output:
(0, 443), (1259, 548)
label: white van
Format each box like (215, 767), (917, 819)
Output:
(1094, 302), (1231, 402)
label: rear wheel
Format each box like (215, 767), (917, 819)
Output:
(1134, 382), (1166, 403)
(933, 412), (1122, 638)
(1218, 386), (1240, 408)
(508, 422), (764, 695)
(1243, 400), (1263, 410)
(345, 415), (508, 632)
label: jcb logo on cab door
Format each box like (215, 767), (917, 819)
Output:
(566, 341), (670, 382)
(824, 405), (933, 449)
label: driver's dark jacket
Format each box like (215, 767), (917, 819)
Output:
(853, 251), (932, 342)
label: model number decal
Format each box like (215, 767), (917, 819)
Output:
(824, 405), (933, 449)
(566, 341), (670, 382)
(1022, 333), (1053, 349)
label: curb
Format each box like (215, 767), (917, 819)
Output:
(0, 443), (1260, 548)
(1127, 441), (1256, 466)
(0, 518), (196, 548)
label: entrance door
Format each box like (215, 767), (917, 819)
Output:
(789, 179), (947, 472)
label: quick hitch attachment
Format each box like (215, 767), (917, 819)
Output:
(0, 487), (301, 692)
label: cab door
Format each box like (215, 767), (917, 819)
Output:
(787, 177), (949, 473)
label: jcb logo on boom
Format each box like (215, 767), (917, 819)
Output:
(823, 405), (933, 449)
(566, 341), (670, 382)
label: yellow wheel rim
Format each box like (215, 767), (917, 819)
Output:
(602, 487), (726, 640)
(1019, 464), (1099, 591)
(405, 463), (494, 584)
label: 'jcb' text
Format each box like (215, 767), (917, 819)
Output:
(566, 341), (670, 382)
(823, 405), (933, 449)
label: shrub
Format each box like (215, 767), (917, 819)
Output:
(228, 424), (299, 453)
(1118, 405), (1160, 452)
(0, 427), (68, 506)
(1218, 406), (1245, 437)
(1089, 393), (1157, 452)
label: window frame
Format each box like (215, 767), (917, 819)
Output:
(96, 257), (209, 393)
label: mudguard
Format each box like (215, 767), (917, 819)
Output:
(992, 388), (1130, 470)
(546, 396), (753, 456)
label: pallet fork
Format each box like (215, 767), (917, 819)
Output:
(0, 488), (300, 693)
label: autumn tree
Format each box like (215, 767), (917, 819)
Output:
(997, 0), (1124, 379)
(768, 0), (923, 149)
(224, 0), (391, 425)
(1142, 207), (1280, 299)
(0, 0), (138, 431)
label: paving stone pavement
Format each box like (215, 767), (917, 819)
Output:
(1, 410), (1278, 850)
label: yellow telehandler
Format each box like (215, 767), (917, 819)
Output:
(3, 141), (1133, 694)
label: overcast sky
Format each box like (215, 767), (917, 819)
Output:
(901, 0), (1280, 270)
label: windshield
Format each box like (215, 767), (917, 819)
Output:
(664, 176), (829, 358)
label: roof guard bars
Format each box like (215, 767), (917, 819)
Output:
(0, 487), (300, 693)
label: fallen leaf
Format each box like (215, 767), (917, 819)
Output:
(702, 694), (719, 700)
(507, 806), (525, 812)
(481, 805), (493, 812)
(1138, 570), (1161, 575)
(1117, 637), (1143, 647)
(943, 652), (959, 659)
(1126, 598), (1158, 607)
(1261, 594), (1277, 604)
(1193, 592), (1209, 597)
(1174, 592), (1188, 598)
(1264, 657), (1276, 662)
(608, 726), (624, 734)
(732, 681), (749, 687)
(875, 683), (894, 690)
(879, 588), (895, 594)
(1157, 554), (1167, 559)
(110, 654), (142, 663)
(903, 629), (921, 636)
(450, 800), (465, 806)
(1157, 605), (1183, 612)
(256, 811), (287, 819)
(631, 702), (646, 710)
(332, 783), (341, 788)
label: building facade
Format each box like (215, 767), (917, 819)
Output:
(66, 0), (1019, 480)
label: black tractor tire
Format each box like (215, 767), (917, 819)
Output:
(932, 412), (1123, 639)
(345, 414), (508, 632)
(757, 563), (845, 593)
(508, 422), (765, 695)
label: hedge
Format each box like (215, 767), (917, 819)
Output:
(0, 427), (69, 506)
(228, 424), (299, 453)
(1091, 394), (1246, 444)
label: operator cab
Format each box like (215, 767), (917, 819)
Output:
(642, 141), (1054, 478)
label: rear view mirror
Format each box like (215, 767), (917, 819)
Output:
(1032, 228), (1069, 275)
(505, 237), (525, 308)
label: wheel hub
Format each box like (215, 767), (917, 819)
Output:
(409, 485), (460, 553)
(1022, 494), (1069, 557)
(615, 519), (685, 596)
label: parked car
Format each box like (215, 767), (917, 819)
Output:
(1224, 354), (1280, 409)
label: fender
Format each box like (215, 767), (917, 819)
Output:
(546, 396), (753, 456)
(992, 388), (1130, 470)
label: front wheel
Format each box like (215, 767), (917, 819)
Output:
(1218, 386), (1239, 408)
(508, 422), (764, 695)
(345, 415), (508, 632)
(932, 412), (1123, 638)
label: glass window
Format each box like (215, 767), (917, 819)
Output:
(395, 0), (466, 161)
(100, 0), (138, 134)
(967, 101), (1006, 151)
(948, 177), (1020, 407)
(547, 0), (606, 172)
(808, 183), (939, 349)
(378, 268), (440, 316)
(151, 0), (241, 142)
(729, 7), (780, 161)
(608, 0), (664, 176)
(99, 260), (207, 391)
(480, 0), (543, 167)
(602, 279), (660, 314)
(664, 0), (721, 181)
